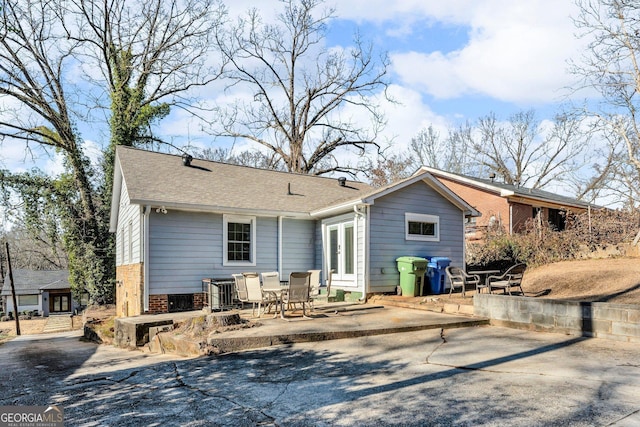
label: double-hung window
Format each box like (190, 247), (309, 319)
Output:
(223, 215), (256, 266)
(405, 213), (440, 242)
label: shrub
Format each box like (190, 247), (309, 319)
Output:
(467, 207), (640, 269)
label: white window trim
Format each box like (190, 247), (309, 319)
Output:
(18, 294), (39, 306)
(405, 212), (440, 242)
(223, 214), (257, 267)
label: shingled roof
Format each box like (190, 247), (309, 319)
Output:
(420, 166), (593, 209)
(113, 147), (374, 218)
(1, 270), (69, 296)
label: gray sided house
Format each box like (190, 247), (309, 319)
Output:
(1, 270), (78, 316)
(110, 147), (479, 317)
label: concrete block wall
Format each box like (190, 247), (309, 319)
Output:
(474, 293), (640, 342)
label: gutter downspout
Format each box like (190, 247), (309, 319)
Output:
(278, 216), (283, 280)
(143, 205), (151, 312)
(462, 212), (467, 269)
(354, 205), (368, 302)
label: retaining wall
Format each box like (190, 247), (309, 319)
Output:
(474, 293), (640, 342)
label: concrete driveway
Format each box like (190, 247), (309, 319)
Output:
(1, 324), (639, 426)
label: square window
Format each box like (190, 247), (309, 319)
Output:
(405, 213), (440, 242)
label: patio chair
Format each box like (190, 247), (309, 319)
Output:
(280, 271), (312, 320)
(326, 269), (334, 300)
(243, 272), (275, 317)
(232, 273), (248, 307)
(260, 271), (282, 314)
(308, 269), (322, 309)
(445, 266), (480, 298)
(487, 263), (526, 295)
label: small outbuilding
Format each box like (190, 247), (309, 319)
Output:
(1, 270), (79, 317)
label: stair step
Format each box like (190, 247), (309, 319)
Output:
(43, 315), (73, 332)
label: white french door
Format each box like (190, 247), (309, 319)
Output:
(327, 221), (356, 284)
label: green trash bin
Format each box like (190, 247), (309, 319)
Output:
(396, 256), (428, 297)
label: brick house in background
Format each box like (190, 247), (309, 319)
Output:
(418, 167), (594, 241)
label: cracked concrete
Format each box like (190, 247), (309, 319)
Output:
(1, 321), (640, 425)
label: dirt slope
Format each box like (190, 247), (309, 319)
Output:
(522, 257), (640, 304)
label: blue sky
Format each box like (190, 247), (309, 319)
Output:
(2, 0), (587, 177)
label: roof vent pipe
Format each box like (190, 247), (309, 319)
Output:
(489, 172), (496, 182)
(182, 153), (193, 167)
(287, 182), (293, 195)
(338, 177), (346, 187)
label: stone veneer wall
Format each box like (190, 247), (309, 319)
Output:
(474, 293), (640, 343)
(116, 263), (144, 317)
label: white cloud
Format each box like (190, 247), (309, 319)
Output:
(332, 0), (475, 26)
(338, 0), (584, 104)
(377, 84), (450, 147)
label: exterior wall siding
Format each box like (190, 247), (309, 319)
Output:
(149, 210), (222, 295)
(147, 211), (316, 295)
(281, 218), (316, 279)
(367, 181), (466, 294)
(4, 296), (41, 315)
(116, 183), (142, 266)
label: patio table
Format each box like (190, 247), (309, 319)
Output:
(262, 283), (289, 316)
(467, 269), (500, 293)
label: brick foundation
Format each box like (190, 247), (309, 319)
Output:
(194, 292), (205, 310)
(148, 294), (169, 314)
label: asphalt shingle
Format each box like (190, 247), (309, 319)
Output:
(117, 147), (374, 216)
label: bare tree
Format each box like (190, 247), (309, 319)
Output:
(0, 0), (105, 300)
(572, 0), (640, 207)
(0, 0), (226, 302)
(409, 110), (590, 192)
(197, 146), (283, 170)
(409, 123), (475, 174)
(367, 153), (414, 187)
(211, 0), (390, 177)
(1, 225), (67, 271)
(466, 110), (588, 189)
(64, 0), (226, 198)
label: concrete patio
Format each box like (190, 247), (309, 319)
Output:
(113, 299), (488, 355)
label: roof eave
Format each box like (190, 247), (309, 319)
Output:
(109, 156), (123, 233)
(130, 199), (312, 219)
(310, 200), (363, 218)
(507, 194), (590, 210)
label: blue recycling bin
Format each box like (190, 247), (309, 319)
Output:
(426, 257), (451, 294)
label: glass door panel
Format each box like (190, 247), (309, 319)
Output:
(327, 221), (355, 282)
